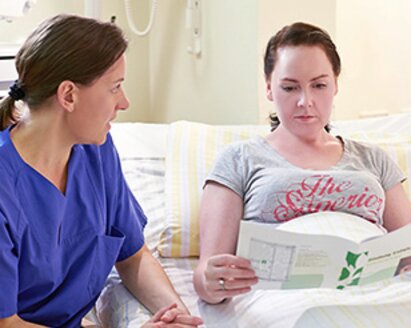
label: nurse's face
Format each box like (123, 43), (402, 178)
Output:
(266, 46), (337, 139)
(68, 55), (129, 145)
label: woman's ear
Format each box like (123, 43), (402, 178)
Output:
(56, 81), (77, 112)
(266, 79), (274, 102)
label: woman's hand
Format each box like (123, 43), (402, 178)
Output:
(400, 264), (411, 274)
(142, 303), (203, 327)
(201, 254), (258, 304)
(396, 256), (411, 275)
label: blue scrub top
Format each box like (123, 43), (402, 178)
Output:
(0, 126), (147, 327)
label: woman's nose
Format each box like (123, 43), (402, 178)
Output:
(297, 89), (313, 108)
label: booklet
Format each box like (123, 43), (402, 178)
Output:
(236, 216), (411, 290)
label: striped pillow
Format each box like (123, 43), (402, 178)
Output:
(158, 121), (411, 258)
(158, 121), (269, 257)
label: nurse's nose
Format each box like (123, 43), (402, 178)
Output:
(116, 90), (130, 111)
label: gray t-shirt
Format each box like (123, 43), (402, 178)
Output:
(206, 136), (405, 225)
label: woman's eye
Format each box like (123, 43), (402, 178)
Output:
(314, 83), (327, 89)
(281, 85), (297, 92)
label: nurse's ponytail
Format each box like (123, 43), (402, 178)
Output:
(0, 96), (16, 131)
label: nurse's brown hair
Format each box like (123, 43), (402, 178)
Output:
(0, 14), (128, 130)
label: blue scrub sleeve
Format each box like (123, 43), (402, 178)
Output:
(102, 135), (147, 262)
(0, 211), (18, 318)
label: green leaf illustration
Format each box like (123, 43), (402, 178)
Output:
(347, 277), (361, 286)
(338, 267), (350, 281)
(346, 251), (361, 268)
(353, 267), (364, 277)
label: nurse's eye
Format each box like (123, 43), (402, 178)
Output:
(281, 85), (297, 92)
(111, 84), (121, 94)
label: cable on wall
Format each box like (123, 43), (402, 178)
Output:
(124, 0), (157, 37)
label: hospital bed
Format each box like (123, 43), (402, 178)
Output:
(92, 113), (411, 327)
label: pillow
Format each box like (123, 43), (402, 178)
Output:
(111, 123), (168, 252)
(158, 121), (411, 258)
(158, 121), (269, 257)
(111, 122), (168, 159)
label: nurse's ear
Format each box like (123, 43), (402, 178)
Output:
(334, 77), (339, 95)
(56, 80), (77, 113)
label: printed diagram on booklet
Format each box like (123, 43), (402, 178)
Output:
(249, 238), (295, 281)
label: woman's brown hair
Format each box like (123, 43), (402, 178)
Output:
(264, 22), (341, 132)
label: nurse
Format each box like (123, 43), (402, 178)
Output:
(0, 14), (202, 327)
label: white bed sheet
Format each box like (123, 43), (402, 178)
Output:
(95, 257), (411, 328)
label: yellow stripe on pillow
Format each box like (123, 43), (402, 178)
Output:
(159, 121), (268, 257)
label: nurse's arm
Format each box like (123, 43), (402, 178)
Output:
(0, 315), (46, 327)
(115, 244), (189, 314)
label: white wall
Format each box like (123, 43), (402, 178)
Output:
(334, 0), (411, 119)
(0, 0), (259, 124)
(2, 1), (410, 124)
(148, 0), (259, 124)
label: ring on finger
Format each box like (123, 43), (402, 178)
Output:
(218, 278), (226, 291)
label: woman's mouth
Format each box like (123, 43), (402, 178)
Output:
(295, 115), (315, 120)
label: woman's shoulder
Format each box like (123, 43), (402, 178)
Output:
(217, 136), (266, 160)
(340, 136), (384, 153)
(339, 136), (391, 165)
(223, 135), (266, 152)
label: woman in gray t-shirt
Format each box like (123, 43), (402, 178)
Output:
(193, 22), (411, 305)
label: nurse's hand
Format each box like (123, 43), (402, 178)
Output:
(0, 314), (47, 327)
(81, 317), (98, 327)
(142, 303), (203, 327)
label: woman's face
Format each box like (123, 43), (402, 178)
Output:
(67, 54), (129, 145)
(266, 46), (337, 139)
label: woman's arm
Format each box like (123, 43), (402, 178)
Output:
(383, 183), (411, 273)
(193, 182), (258, 304)
(115, 244), (202, 326)
(383, 183), (411, 231)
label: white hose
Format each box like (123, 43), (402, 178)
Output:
(124, 0), (157, 37)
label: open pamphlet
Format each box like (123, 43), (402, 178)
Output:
(236, 213), (411, 290)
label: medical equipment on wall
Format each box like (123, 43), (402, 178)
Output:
(0, 0), (36, 22)
(84, 0), (100, 19)
(185, 0), (201, 56)
(0, 45), (19, 98)
(124, 0), (157, 37)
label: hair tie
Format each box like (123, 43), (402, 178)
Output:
(8, 80), (25, 101)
